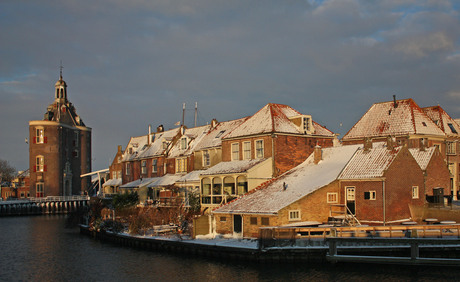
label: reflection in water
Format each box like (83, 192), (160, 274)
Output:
(0, 216), (457, 281)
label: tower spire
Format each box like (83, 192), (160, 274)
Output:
(59, 60), (64, 79)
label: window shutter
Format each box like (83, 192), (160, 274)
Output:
(44, 137), (47, 143)
(33, 165), (36, 172)
(33, 137), (36, 144)
(44, 165), (47, 172)
(364, 192), (370, 200)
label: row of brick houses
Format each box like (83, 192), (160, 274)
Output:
(104, 98), (458, 236)
(104, 103), (336, 209)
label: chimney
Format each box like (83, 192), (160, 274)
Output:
(148, 124), (152, 145)
(386, 136), (395, 150)
(419, 138), (426, 151)
(157, 124), (164, 133)
(314, 145), (322, 164)
(364, 137), (373, 152)
(117, 145), (122, 153)
(211, 118), (218, 128)
(393, 95), (398, 108)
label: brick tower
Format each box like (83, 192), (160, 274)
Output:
(29, 72), (91, 197)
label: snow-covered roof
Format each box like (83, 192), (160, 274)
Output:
(176, 170), (207, 183)
(168, 125), (211, 158)
(120, 177), (158, 189)
(338, 142), (401, 179)
(193, 118), (248, 151)
(213, 145), (360, 214)
(224, 103), (334, 139)
(423, 106), (460, 137)
(201, 159), (267, 176)
(103, 178), (122, 187)
(409, 147), (436, 171)
(343, 99), (445, 140)
(135, 128), (181, 160)
(121, 135), (149, 162)
(147, 174), (183, 187)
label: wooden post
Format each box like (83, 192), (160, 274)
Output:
(411, 242), (419, 260)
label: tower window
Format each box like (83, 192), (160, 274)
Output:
(36, 183), (44, 197)
(35, 156), (45, 172)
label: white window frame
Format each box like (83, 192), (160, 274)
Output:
(255, 140), (264, 159)
(369, 191), (376, 200)
(231, 143), (239, 161)
(288, 210), (301, 221)
(152, 159), (157, 173)
(327, 192), (338, 203)
(243, 141), (251, 160)
(36, 155), (44, 172)
(141, 160), (147, 175)
(36, 127), (44, 144)
(180, 137), (187, 150)
(176, 158), (187, 173)
(126, 162), (131, 175)
(447, 142), (456, 155)
(412, 186), (419, 199)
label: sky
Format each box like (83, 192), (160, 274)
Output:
(1, 0), (460, 172)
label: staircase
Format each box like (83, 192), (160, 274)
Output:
(329, 204), (361, 226)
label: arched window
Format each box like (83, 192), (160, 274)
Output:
(201, 178), (211, 195)
(212, 177), (222, 196)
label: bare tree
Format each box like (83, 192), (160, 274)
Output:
(0, 159), (16, 183)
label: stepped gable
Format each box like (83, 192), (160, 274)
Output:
(224, 103), (333, 139)
(213, 145), (360, 215)
(343, 99), (445, 140)
(423, 105), (460, 137)
(338, 142), (401, 179)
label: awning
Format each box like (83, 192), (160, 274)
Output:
(147, 174), (183, 188)
(102, 178), (122, 187)
(176, 170), (207, 183)
(120, 177), (158, 189)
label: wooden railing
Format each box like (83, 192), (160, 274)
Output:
(258, 225), (460, 249)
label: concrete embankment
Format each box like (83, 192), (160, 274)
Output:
(80, 225), (460, 265)
(79, 225), (329, 263)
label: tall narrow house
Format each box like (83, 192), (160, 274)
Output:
(29, 74), (91, 197)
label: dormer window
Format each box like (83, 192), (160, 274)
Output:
(448, 123), (458, 134)
(303, 117), (311, 132)
(163, 141), (169, 149)
(289, 115), (313, 134)
(215, 130), (226, 138)
(180, 137), (188, 150)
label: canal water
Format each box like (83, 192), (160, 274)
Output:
(0, 216), (457, 281)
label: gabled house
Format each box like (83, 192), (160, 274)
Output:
(213, 145), (360, 237)
(342, 98), (460, 199)
(103, 145), (124, 196)
(213, 141), (450, 237)
(422, 105), (460, 200)
(202, 103), (336, 211)
(192, 118), (248, 171)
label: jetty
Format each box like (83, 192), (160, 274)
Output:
(0, 196), (89, 216)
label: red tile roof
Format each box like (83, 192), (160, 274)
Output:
(343, 99), (445, 140)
